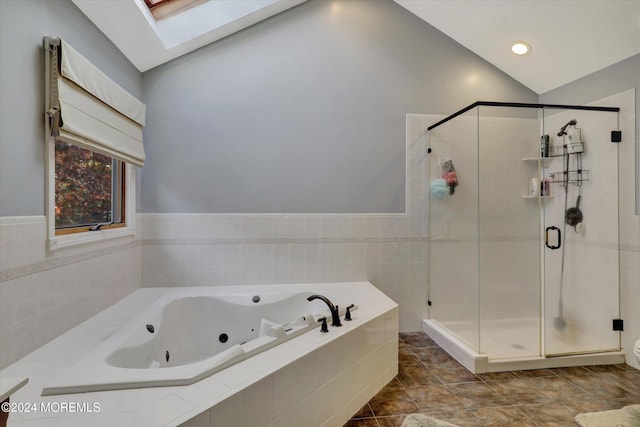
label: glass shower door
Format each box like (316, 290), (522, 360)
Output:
(478, 106), (542, 359)
(542, 108), (620, 356)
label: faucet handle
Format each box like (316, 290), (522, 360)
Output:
(318, 317), (329, 333)
(332, 305), (342, 327)
(345, 304), (355, 321)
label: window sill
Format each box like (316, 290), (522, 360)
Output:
(48, 226), (136, 251)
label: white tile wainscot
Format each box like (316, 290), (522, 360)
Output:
(0, 283), (398, 427)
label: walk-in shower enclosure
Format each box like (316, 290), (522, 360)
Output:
(425, 102), (624, 373)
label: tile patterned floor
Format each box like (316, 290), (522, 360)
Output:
(344, 332), (640, 427)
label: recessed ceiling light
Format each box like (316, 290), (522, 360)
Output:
(511, 41), (531, 55)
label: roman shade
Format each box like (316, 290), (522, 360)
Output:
(45, 37), (146, 167)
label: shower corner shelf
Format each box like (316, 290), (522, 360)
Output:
(521, 157), (553, 164)
(521, 157), (553, 199)
(522, 195), (553, 199)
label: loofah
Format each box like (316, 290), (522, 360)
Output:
(430, 179), (450, 199)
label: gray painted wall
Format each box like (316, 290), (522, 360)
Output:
(0, 0), (143, 216)
(141, 0), (537, 213)
(539, 54), (640, 214)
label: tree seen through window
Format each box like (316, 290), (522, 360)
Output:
(55, 140), (116, 228)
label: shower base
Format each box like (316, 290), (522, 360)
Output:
(423, 318), (625, 373)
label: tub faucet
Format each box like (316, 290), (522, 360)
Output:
(307, 294), (342, 327)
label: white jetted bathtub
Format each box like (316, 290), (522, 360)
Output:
(3, 282), (397, 426)
(43, 285), (363, 395)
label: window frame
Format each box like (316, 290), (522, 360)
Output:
(45, 135), (137, 251)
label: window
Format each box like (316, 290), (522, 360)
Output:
(54, 141), (125, 235)
(46, 135), (136, 250)
(44, 37), (145, 250)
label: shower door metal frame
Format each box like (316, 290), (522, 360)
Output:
(427, 101), (620, 132)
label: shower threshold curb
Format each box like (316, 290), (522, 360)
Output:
(423, 319), (626, 373)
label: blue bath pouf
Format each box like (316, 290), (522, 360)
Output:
(430, 178), (450, 199)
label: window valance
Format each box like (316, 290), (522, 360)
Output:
(44, 37), (146, 167)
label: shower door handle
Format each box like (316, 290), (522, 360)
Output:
(545, 226), (561, 250)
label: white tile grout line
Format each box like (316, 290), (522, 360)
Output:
(141, 237), (429, 245)
(2, 236), (638, 283)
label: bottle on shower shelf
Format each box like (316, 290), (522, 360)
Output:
(530, 177), (540, 196)
(541, 135), (550, 157)
(540, 177), (550, 196)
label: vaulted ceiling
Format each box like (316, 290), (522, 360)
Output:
(73, 0), (640, 94)
(394, 0), (640, 93)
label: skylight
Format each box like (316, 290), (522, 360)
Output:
(71, 0), (308, 71)
(136, 0), (294, 50)
(144, 0), (208, 21)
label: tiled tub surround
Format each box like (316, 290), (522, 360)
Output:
(142, 214), (427, 332)
(0, 216), (141, 370)
(0, 282), (399, 426)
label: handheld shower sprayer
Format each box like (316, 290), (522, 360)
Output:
(557, 119), (577, 137)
